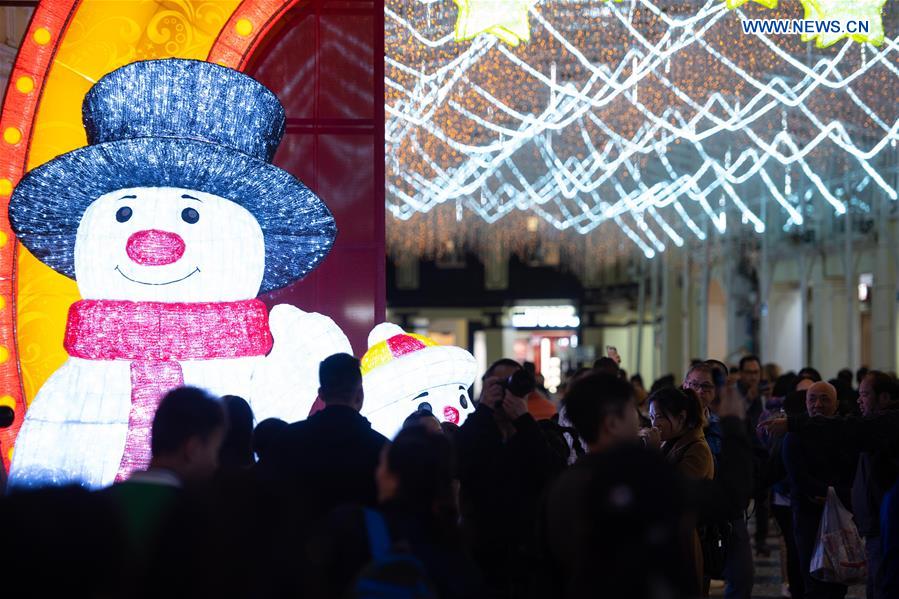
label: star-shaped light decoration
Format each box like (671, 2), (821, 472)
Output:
(723, 0), (778, 9)
(453, 0), (536, 47)
(798, 0), (887, 47)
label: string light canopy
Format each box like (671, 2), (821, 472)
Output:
(386, 0), (899, 260)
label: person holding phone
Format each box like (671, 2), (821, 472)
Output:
(606, 345), (621, 365)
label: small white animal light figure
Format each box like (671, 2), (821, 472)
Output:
(360, 323), (477, 439)
(7, 59), (351, 488)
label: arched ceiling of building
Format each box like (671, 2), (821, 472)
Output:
(386, 0), (899, 262)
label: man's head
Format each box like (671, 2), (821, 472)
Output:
(562, 373), (637, 453)
(704, 359), (729, 394)
(796, 377), (814, 392)
(319, 353), (364, 411)
(858, 371), (899, 417)
(704, 359), (728, 379)
(805, 381), (838, 418)
(253, 417), (287, 462)
(683, 363), (716, 409)
(797, 367), (822, 383)
(402, 409), (442, 434)
(483, 358), (522, 382)
(837, 368), (853, 388)
(772, 373), (800, 398)
(739, 355), (761, 390)
(150, 386), (227, 482)
(857, 367), (870, 386)
(593, 357), (619, 377)
(479, 358), (525, 426)
(649, 374), (676, 394)
(218, 395), (254, 469)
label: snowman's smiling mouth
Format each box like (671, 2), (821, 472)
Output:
(114, 265), (200, 286)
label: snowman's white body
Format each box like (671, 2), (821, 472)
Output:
(9, 187), (351, 489)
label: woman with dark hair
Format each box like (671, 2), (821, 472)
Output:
(649, 387), (711, 476)
(649, 386), (714, 595)
(307, 428), (482, 598)
(219, 395), (255, 471)
(376, 427), (457, 517)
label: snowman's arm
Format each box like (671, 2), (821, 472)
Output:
(9, 358), (131, 489)
(249, 304), (352, 423)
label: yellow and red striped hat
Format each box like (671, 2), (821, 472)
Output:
(361, 323), (477, 392)
(361, 324), (442, 375)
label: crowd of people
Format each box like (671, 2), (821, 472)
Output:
(3, 351), (899, 599)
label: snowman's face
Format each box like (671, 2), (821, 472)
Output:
(407, 383), (473, 426)
(364, 381), (474, 438)
(74, 186), (265, 302)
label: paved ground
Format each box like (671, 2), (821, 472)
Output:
(709, 516), (865, 599)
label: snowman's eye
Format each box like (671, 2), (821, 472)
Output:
(181, 207), (200, 224)
(115, 206), (132, 223)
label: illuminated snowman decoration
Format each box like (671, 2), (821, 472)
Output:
(360, 323), (477, 438)
(7, 59), (351, 488)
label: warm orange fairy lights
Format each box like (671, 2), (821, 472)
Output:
(32, 27), (51, 46)
(0, 0), (82, 469)
(3, 127), (22, 145)
(15, 76), (35, 94)
(235, 18), (254, 37)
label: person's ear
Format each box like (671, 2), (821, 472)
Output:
(377, 465), (399, 501)
(182, 436), (202, 464)
(602, 415), (617, 438)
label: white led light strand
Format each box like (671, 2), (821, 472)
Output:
(386, 0), (899, 256)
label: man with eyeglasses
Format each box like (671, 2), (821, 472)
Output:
(685, 362), (755, 599)
(684, 364), (720, 454)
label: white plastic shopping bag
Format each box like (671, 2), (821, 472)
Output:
(809, 486), (867, 585)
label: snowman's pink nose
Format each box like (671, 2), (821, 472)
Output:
(126, 229), (185, 266)
(443, 406), (460, 424)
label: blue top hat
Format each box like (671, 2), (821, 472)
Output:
(9, 58), (337, 293)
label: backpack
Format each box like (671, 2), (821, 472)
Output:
(350, 509), (436, 599)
